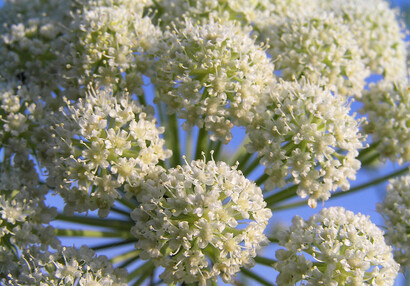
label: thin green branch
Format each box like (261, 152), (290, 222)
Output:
(242, 156), (261, 177)
(128, 260), (155, 282)
(56, 214), (133, 231)
(111, 249), (140, 264)
(240, 268), (276, 286)
(168, 113), (181, 167)
(118, 255), (140, 269)
(91, 239), (136, 251)
(265, 185), (298, 207)
(195, 127), (208, 160)
(271, 166), (409, 210)
(256, 173), (269, 186)
(111, 206), (131, 217)
(254, 256), (277, 267)
(54, 228), (134, 239)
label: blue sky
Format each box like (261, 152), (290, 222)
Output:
(0, 0), (408, 285)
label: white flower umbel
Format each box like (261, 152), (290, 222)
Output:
(247, 80), (364, 207)
(360, 80), (410, 164)
(130, 154), (272, 285)
(256, 9), (369, 97)
(149, 0), (272, 27)
(47, 86), (171, 217)
(3, 245), (127, 286)
(320, 0), (407, 81)
(0, 165), (60, 284)
(377, 175), (410, 270)
(154, 18), (275, 143)
(274, 207), (399, 286)
(59, 0), (161, 98)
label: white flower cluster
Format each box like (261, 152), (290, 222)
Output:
(255, 0), (407, 96)
(131, 156), (272, 285)
(274, 207), (399, 285)
(247, 80), (363, 207)
(377, 175), (410, 270)
(0, 165), (59, 283)
(0, 0), (73, 97)
(320, 0), (407, 81)
(154, 19), (275, 142)
(360, 80), (410, 164)
(59, 0), (160, 98)
(149, 0), (271, 26)
(256, 10), (369, 97)
(3, 245), (127, 286)
(47, 86), (171, 217)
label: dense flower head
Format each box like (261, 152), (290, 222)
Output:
(377, 175), (410, 270)
(320, 0), (407, 81)
(46, 85), (171, 217)
(130, 155), (272, 285)
(247, 80), (364, 207)
(0, 164), (60, 283)
(3, 245), (128, 285)
(154, 18), (275, 143)
(360, 80), (410, 164)
(149, 0), (272, 27)
(0, 0), (73, 95)
(256, 9), (369, 97)
(59, 0), (161, 99)
(274, 207), (399, 285)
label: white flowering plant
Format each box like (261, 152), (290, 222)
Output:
(0, 0), (409, 285)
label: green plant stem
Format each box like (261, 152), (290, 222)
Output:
(111, 206), (131, 217)
(111, 249), (140, 264)
(228, 137), (249, 166)
(195, 127), (208, 160)
(56, 214), (133, 231)
(271, 165), (409, 211)
(128, 260), (155, 282)
(118, 197), (138, 210)
(185, 129), (193, 162)
(91, 239), (136, 251)
(237, 152), (253, 171)
(240, 268), (276, 286)
(254, 256), (277, 266)
(357, 141), (380, 161)
(265, 185), (298, 207)
(169, 113), (181, 167)
(242, 156), (261, 177)
(54, 228), (134, 239)
(256, 173), (269, 186)
(118, 255), (140, 269)
(138, 94), (146, 106)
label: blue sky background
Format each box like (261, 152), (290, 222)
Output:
(0, 0), (409, 285)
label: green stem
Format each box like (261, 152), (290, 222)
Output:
(91, 239), (136, 251)
(54, 228), (134, 239)
(212, 140), (223, 161)
(256, 173), (269, 186)
(111, 249), (140, 264)
(242, 156), (261, 177)
(271, 166), (409, 210)
(118, 255), (139, 269)
(185, 129), (193, 162)
(240, 268), (276, 286)
(138, 94), (146, 106)
(127, 260), (155, 282)
(265, 185), (298, 207)
(237, 152), (253, 171)
(56, 214), (133, 231)
(111, 206), (131, 217)
(357, 141), (380, 161)
(195, 127), (208, 160)
(169, 113), (181, 167)
(118, 197), (138, 210)
(254, 256), (277, 266)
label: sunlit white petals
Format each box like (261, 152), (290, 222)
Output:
(131, 156), (272, 285)
(275, 207), (399, 285)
